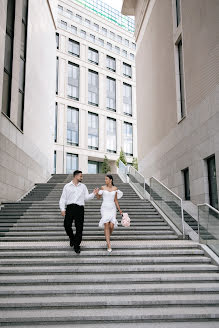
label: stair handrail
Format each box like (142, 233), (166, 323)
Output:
(197, 203), (219, 245)
(128, 165), (146, 198)
(118, 160), (128, 183)
(150, 176), (185, 238)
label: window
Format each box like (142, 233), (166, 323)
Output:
(182, 168), (190, 200)
(106, 55), (116, 72)
(130, 53), (135, 61)
(98, 38), (104, 47)
(61, 20), (67, 29)
(66, 9), (72, 18)
(76, 14), (82, 23)
(85, 19), (90, 26)
(68, 39), (80, 57)
(56, 57), (59, 94)
(106, 77), (116, 111)
(207, 155), (218, 209)
(110, 31), (115, 40)
(131, 42), (136, 50)
(54, 151), (56, 174)
(107, 42), (112, 50)
(2, 0), (16, 118)
(54, 102), (58, 142)
(123, 83), (132, 116)
(122, 49), (127, 57)
(117, 35), (122, 43)
(88, 70), (99, 106)
(67, 62), (79, 100)
(80, 30), (86, 38)
(102, 27), (107, 36)
(124, 39), (129, 46)
(88, 47), (99, 65)
(88, 161), (102, 174)
(94, 23), (99, 31)
(71, 25), (77, 34)
(17, 0), (28, 130)
(66, 153), (78, 174)
(90, 34), (95, 43)
(123, 62), (132, 78)
(67, 106), (79, 146)
(56, 33), (59, 49)
(115, 46), (120, 54)
(58, 5), (63, 14)
(107, 118), (117, 153)
(176, 0), (181, 26)
(177, 39), (185, 118)
(88, 112), (99, 150)
(124, 122), (133, 155)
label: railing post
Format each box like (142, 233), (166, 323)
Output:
(180, 199), (185, 239)
(197, 205), (200, 243)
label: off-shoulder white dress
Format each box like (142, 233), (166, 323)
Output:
(98, 189), (123, 228)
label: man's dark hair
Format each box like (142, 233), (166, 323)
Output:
(73, 170), (82, 177)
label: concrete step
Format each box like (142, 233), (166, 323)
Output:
(1, 271), (219, 285)
(1, 293), (219, 309)
(0, 256), (211, 266)
(1, 305), (219, 325)
(0, 264), (217, 274)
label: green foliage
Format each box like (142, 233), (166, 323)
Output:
(101, 155), (111, 173)
(132, 157), (138, 170)
(116, 149), (127, 168)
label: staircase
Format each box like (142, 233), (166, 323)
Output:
(0, 174), (219, 326)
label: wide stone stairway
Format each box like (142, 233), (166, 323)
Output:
(0, 174), (219, 327)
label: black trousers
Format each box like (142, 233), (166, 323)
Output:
(64, 204), (84, 247)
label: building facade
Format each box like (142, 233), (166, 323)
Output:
(55, 0), (137, 174)
(122, 0), (219, 208)
(0, 0), (56, 202)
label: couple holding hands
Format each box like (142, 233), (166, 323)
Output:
(59, 170), (123, 254)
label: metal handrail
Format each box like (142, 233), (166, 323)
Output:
(129, 165), (146, 197)
(197, 203), (219, 242)
(150, 176), (185, 238)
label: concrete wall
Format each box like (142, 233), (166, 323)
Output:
(0, 0), (56, 202)
(123, 0), (219, 205)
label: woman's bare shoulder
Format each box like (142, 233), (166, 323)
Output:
(100, 186), (105, 190)
(113, 186), (118, 191)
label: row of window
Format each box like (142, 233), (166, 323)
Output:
(56, 34), (132, 78)
(2, 0), (28, 131)
(58, 20), (135, 61)
(56, 59), (133, 115)
(58, 4), (136, 50)
(55, 104), (133, 156)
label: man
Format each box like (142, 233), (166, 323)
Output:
(59, 170), (99, 254)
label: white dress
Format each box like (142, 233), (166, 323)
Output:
(98, 189), (123, 228)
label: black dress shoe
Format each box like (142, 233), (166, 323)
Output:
(70, 239), (74, 247)
(74, 246), (81, 254)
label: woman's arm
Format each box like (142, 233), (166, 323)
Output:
(114, 190), (123, 215)
(96, 186), (103, 199)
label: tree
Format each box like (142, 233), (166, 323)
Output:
(116, 148), (127, 167)
(101, 155), (111, 173)
(132, 157), (138, 170)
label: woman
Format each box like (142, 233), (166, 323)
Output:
(97, 174), (123, 252)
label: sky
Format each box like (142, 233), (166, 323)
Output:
(101, 0), (123, 12)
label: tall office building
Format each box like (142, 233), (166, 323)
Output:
(55, 0), (137, 174)
(0, 0), (56, 202)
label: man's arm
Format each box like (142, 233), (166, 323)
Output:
(59, 185), (67, 216)
(84, 185), (98, 202)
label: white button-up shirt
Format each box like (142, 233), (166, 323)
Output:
(59, 181), (95, 211)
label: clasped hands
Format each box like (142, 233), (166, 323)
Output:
(93, 188), (99, 196)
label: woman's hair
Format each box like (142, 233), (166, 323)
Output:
(106, 174), (114, 186)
